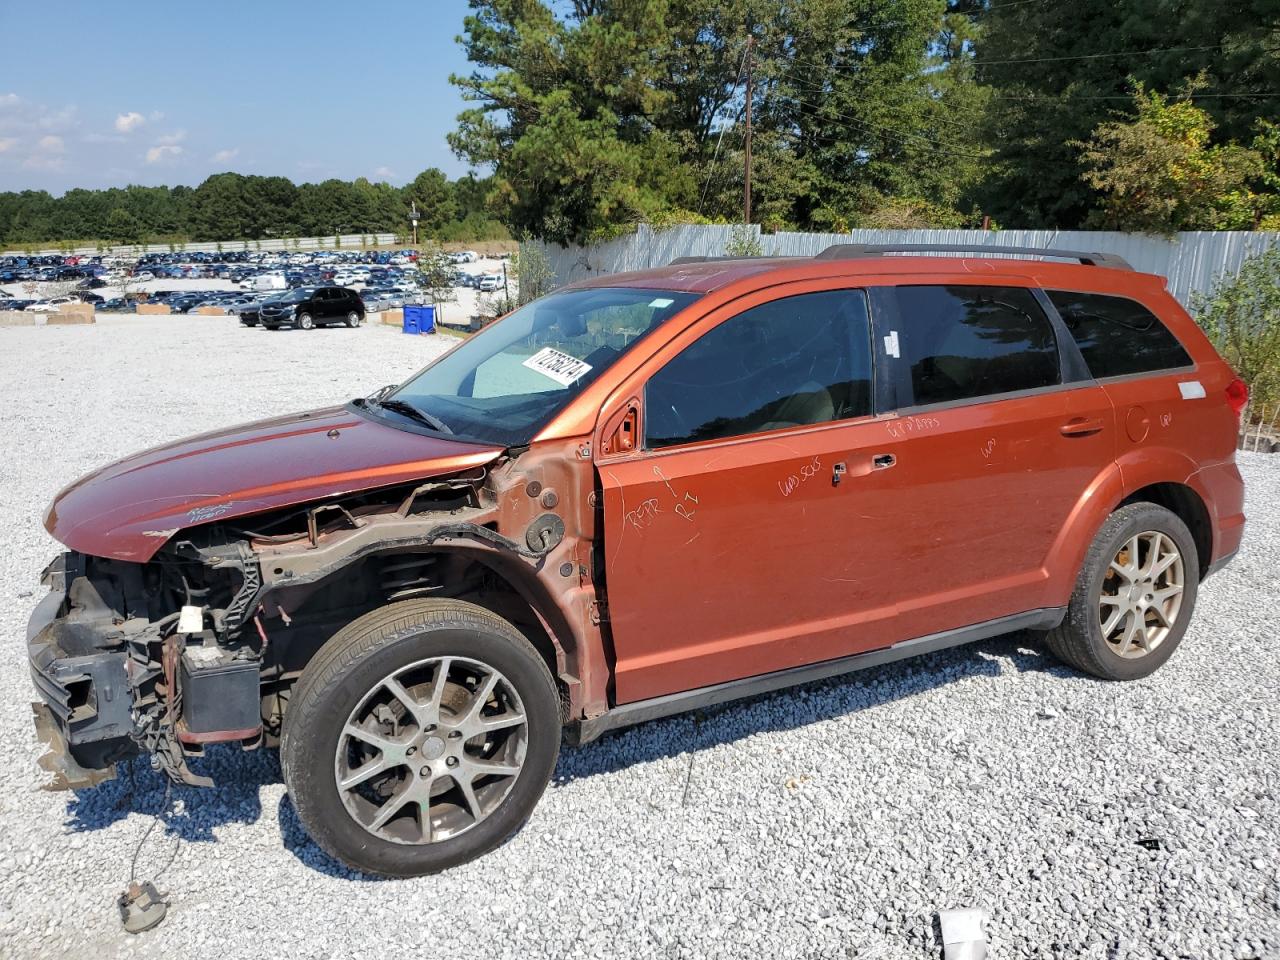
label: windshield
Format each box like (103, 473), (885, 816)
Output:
(378, 287), (699, 446)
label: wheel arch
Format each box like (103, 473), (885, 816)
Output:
(1045, 451), (1213, 601)
(1118, 482), (1212, 579)
(269, 543), (581, 709)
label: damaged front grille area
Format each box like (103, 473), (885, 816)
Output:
(27, 544), (266, 790)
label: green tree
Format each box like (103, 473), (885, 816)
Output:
(1078, 84), (1274, 234)
(403, 168), (457, 236)
(974, 0), (1280, 228)
(105, 207), (143, 244)
(1191, 246), (1280, 413)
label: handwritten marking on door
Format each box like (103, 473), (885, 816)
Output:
(624, 498), (661, 530)
(778, 456), (822, 497)
(1160, 413), (1172, 428)
(980, 439), (996, 459)
(886, 415), (941, 439)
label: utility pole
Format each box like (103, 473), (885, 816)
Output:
(410, 201), (420, 246)
(743, 35), (754, 225)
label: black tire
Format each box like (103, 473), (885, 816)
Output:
(280, 598), (560, 877)
(262, 323), (279, 330)
(345, 310), (362, 328)
(1043, 502), (1199, 680)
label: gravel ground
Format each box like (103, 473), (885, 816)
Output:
(1, 316), (1277, 960)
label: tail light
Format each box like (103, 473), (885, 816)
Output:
(1226, 378), (1249, 416)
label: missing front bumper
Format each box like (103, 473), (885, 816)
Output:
(31, 701), (118, 791)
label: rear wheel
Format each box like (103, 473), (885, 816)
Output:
(346, 310), (362, 328)
(280, 598), (560, 877)
(1043, 502), (1199, 680)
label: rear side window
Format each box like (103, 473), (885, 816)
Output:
(894, 286), (1060, 406)
(1047, 290), (1192, 378)
(646, 290), (872, 449)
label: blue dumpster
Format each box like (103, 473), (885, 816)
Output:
(402, 304), (435, 335)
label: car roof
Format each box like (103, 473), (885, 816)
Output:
(560, 252), (1167, 298)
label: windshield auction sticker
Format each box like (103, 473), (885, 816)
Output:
(522, 347), (593, 386)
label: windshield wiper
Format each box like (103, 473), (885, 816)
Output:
(368, 397), (453, 434)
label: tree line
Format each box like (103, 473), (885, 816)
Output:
(449, 0), (1280, 243)
(0, 169), (510, 248)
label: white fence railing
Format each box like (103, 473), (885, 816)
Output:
(525, 225), (1280, 307)
(3, 233), (401, 258)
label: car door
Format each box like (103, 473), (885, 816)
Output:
(597, 284), (924, 705)
(311, 289), (335, 321)
(863, 281), (1117, 642)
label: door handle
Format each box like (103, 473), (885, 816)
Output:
(1059, 417), (1105, 437)
(872, 453), (896, 470)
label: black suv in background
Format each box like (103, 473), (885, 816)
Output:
(260, 287), (366, 330)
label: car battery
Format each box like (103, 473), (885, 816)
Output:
(178, 645), (262, 742)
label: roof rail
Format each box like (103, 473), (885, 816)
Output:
(668, 255), (777, 265)
(813, 243), (1133, 270)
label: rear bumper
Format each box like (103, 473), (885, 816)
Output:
(1193, 459), (1246, 578)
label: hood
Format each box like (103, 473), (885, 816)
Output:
(45, 405), (503, 562)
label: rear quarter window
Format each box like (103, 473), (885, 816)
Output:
(1047, 290), (1192, 378)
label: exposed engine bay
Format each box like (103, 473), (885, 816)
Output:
(28, 444), (601, 791)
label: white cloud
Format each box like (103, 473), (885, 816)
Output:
(0, 93), (19, 109)
(374, 166), (395, 179)
(145, 143), (183, 164)
(115, 111), (146, 133)
(37, 135), (64, 153)
(211, 147), (239, 163)
(156, 129), (186, 145)
(0, 137), (15, 152)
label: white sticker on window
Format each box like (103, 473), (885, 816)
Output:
(522, 347), (593, 386)
(649, 297), (674, 308)
(883, 330), (900, 358)
(1178, 380), (1206, 400)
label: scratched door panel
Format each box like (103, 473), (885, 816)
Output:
(866, 384), (1116, 642)
(600, 419), (910, 705)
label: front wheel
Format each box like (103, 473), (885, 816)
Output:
(296, 312), (314, 330)
(1043, 502), (1199, 680)
(346, 311), (362, 328)
(280, 598), (560, 877)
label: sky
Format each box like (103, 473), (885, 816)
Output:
(0, 0), (479, 195)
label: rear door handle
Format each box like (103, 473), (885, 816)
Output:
(1060, 417), (1105, 437)
(872, 453), (896, 469)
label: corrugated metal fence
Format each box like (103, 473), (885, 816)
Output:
(525, 225), (1280, 306)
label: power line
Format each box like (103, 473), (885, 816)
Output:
(973, 43), (1229, 67)
(698, 44), (751, 215)
(787, 96), (989, 159)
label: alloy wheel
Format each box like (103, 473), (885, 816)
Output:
(1099, 530), (1185, 658)
(298, 313), (313, 329)
(334, 656), (528, 845)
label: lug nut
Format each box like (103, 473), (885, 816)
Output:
(446, 757), (458, 768)
(407, 745), (417, 756)
(448, 730), (461, 739)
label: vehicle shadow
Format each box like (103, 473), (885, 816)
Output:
(59, 629), (1086, 879)
(551, 630), (1086, 786)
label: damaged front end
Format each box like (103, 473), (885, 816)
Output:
(28, 540), (266, 790)
(28, 447), (600, 792)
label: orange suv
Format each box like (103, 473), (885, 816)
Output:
(28, 244), (1246, 876)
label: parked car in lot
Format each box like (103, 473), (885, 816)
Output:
(477, 273), (503, 292)
(260, 286), (365, 329)
(24, 243), (1247, 878)
(23, 296), (77, 312)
